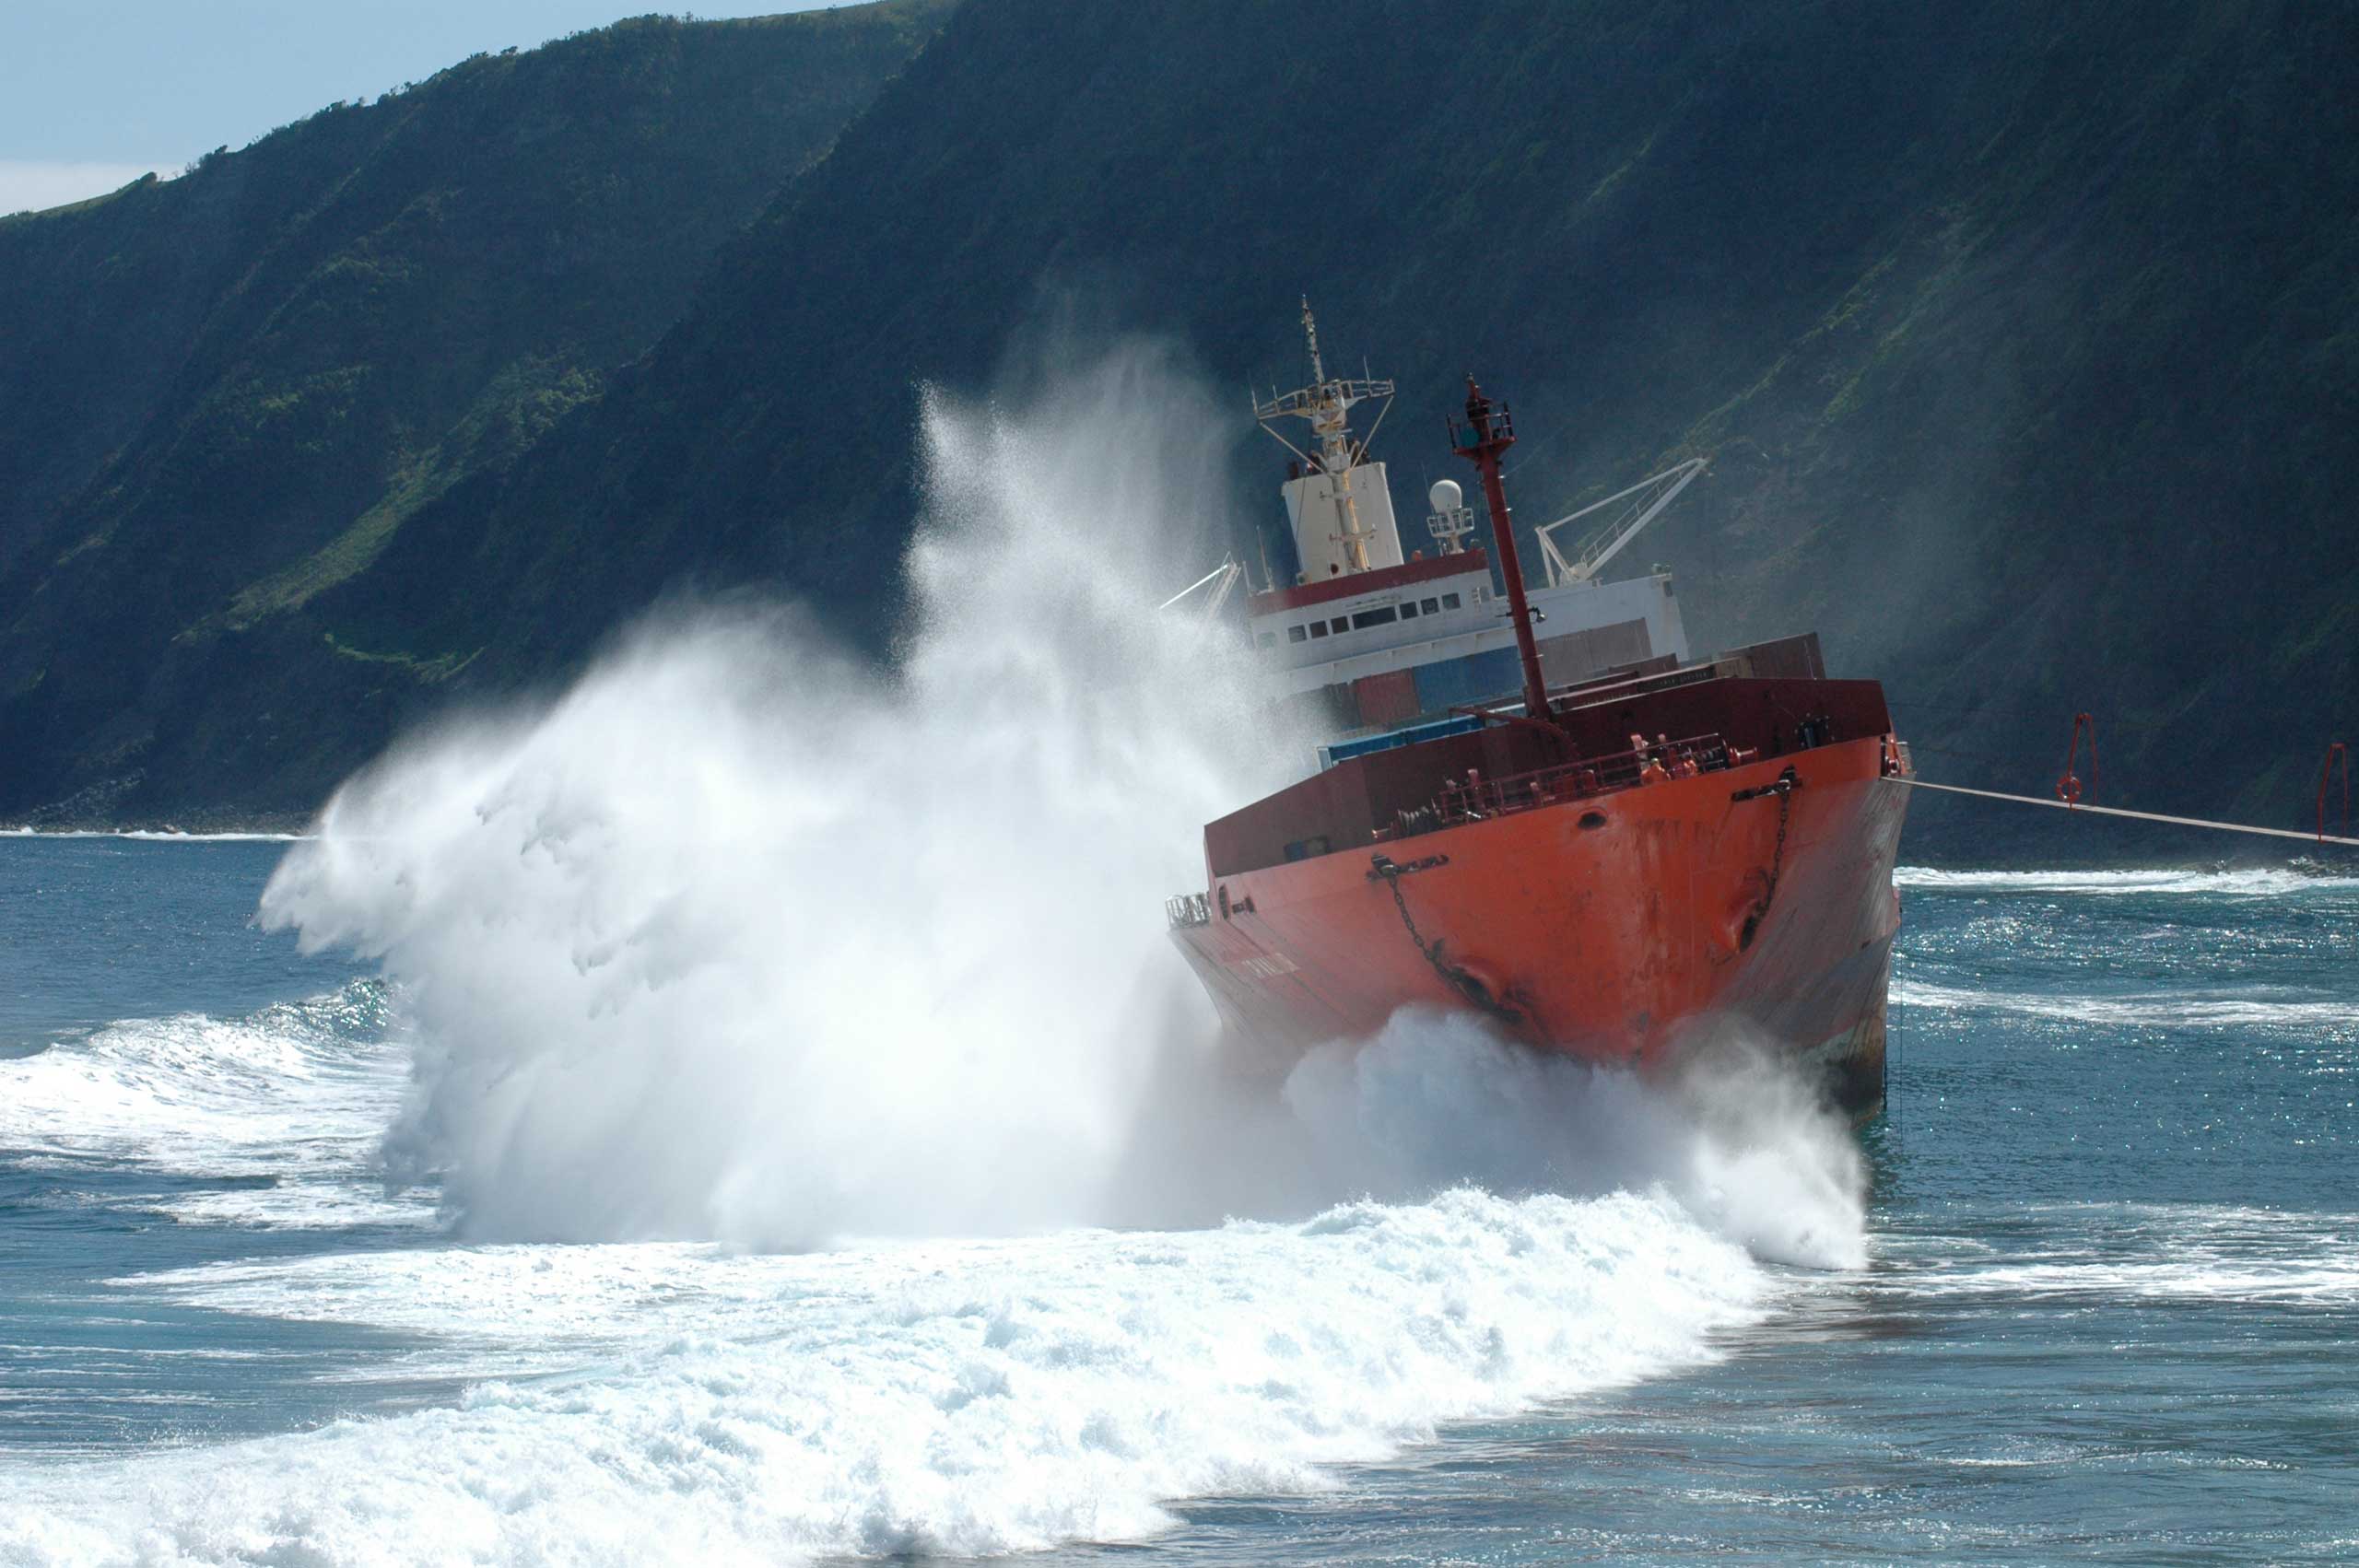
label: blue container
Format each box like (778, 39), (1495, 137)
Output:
(1462, 648), (1521, 703)
(1411, 655), (1473, 716)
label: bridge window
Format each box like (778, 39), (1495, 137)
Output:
(1350, 605), (1398, 630)
(1440, 592), (1462, 611)
(1329, 617), (1348, 635)
(1309, 621), (1328, 638)
(1400, 601), (1420, 619)
(1286, 625), (1308, 644)
(1420, 597), (1439, 614)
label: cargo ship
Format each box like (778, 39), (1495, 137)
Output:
(1166, 310), (1910, 1117)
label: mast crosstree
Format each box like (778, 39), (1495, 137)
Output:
(1255, 300), (1399, 579)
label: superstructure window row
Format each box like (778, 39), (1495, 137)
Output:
(1269, 590), (1466, 649)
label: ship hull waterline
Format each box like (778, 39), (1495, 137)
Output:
(1170, 736), (1908, 1120)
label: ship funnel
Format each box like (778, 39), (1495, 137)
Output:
(1427, 479), (1461, 512)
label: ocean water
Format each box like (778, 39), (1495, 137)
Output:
(2, 835), (2353, 1564)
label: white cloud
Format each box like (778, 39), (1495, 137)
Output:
(0, 160), (168, 218)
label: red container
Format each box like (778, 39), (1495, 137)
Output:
(1352, 669), (1420, 729)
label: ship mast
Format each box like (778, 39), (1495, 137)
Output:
(1255, 300), (1396, 577)
(1451, 378), (1553, 721)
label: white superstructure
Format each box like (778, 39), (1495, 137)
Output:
(1251, 568), (1688, 700)
(1237, 306), (1698, 735)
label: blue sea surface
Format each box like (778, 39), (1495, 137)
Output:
(1, 837), (2353, 1562)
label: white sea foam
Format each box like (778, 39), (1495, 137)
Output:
(1894, 979), (2357, 1034)
(1283, 1010), (1868, 1270)
(0, 983), (428, 1228)
(0, 826), (310, 840)
(15, 344), (1873, 1263)
(1888, 1204), (2359, 1306)
(1, 1188), (1770, 1564)
(1896, 865), (2359, 897)
(250, 343), (1866, 1262)
(0, 346), (1882, 1561)
(19, 998), (1865, 1559)
(1949, 1256), (2359, 1304)
(116, 1007), (1870, 1358)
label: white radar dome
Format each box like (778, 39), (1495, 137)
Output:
(1428, 478), (1462, 513)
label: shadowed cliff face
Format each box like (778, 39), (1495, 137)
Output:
(4, 0), (2353, 844)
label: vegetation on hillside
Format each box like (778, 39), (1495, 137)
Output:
(0, 1), (954, 823)
(4, 0), (2352, 846)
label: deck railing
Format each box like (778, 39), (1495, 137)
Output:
(1165, 891), (1211, 929)
(1391, 731), (1737, 837)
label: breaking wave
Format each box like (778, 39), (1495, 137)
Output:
(253, 344), (1866, 1257)
(2, 1188), (1770, 1563)
(1283, 1011), (1867, 1270)
(1, 981), (1865, 1562)
(0, 345), (1879, 1562)
(1895, 865), (2359, 897)
(1895, 979), (2358, 1034)
(257, 345), (1296, 1249)
(0, 827), (311, 841)
(1883, 1203), (2359, 1306)
(0, 980), (424, 1228)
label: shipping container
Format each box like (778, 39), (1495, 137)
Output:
(1412, 648), (1521, 716)
(1352, 669), (1420, 729)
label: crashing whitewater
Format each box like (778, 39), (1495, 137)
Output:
(0, 347), (1869, 1563)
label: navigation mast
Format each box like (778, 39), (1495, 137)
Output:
(1451, 378), (1553, 721)
(1254, 301), (1401, 580)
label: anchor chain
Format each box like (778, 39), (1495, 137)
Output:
(1735, 766), (1799, 952)
(1367, 853), (1520, 1022)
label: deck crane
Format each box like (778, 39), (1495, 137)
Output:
(1158, 555), (1245, 619)
(1532, 457), (1708, 589)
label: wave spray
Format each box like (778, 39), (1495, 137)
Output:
(260, 341), (1866, 1262)
(0, 342), (1873, 1562)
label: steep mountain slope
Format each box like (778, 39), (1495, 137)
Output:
(362, 0), (2359, 832)
(6, 0), (2353, 836)
(0, 1), (952, 822)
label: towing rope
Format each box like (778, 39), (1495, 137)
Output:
(1892, 778), (2359, 848)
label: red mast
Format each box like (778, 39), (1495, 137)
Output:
(1452, 378), (1552, 720)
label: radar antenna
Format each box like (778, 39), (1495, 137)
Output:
(1424, 478), (1476, 555)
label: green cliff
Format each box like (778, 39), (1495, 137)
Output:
(0, 1), (951, 822)
(4, 0), (2353, 846)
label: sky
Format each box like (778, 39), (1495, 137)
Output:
(2, 1), (836, 216)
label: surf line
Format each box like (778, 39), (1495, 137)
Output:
(1890, 778), (2359, 849)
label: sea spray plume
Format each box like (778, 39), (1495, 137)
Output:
(1664, 1031), (1872, 1270)
(263, 343), (1297, 1246)
(1280, 1010), (1869, 1270)
(260, 338), (1870, 1263)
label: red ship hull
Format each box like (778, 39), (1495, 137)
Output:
(1171, 679), (1909, 1117)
